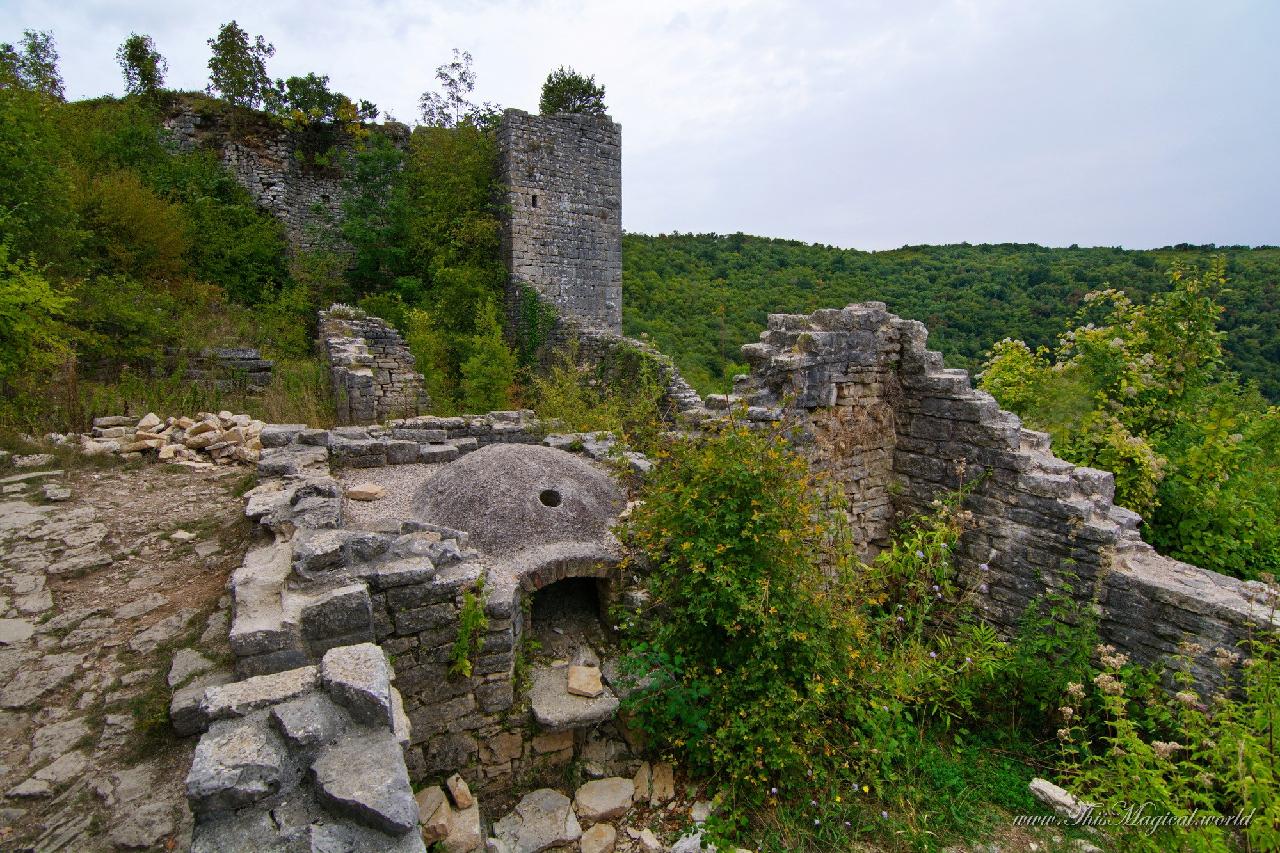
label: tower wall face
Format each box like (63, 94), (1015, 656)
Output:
(498, 110), (622, 333)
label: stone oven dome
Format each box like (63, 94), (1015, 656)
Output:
(412, 443), (626, 558)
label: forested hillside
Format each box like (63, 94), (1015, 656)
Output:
(621, 234), (1280, 397)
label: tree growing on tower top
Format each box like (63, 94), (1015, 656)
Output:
(538, 66), (606, 115)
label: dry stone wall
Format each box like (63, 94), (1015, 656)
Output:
(730, 301), (1278, 691)
(319, 307), (429, 426)
(499, 110), (623, 334)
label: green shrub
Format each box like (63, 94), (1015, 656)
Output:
(1057, 611), (1280, 851)
(0, 238), (70, 386)
(460, 299), (516, 412)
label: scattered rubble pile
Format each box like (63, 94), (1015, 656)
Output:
(69, 412), (269, 466)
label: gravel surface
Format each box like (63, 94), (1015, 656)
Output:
(337, 463), (445, 528)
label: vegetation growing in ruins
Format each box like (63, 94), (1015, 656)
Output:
(979, 259), (1280, 580)
(539, 66), (607, 115)
(619, 419), (1280, 851)
(449, 583), (489, 679)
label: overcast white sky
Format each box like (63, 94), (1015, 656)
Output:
(6, 0), (1277, 250)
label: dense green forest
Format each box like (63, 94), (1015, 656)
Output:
(621, 233), (1280, 398)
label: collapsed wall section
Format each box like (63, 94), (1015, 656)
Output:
(733, 302), (1277, 690)
(498, 110), (623, 334)
(319, 307), (429, 426)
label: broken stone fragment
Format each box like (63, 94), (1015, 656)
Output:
(574, 777), (635, 824)
(186, 717), (287, 813)
(320, 642), (394, 728)
(312, 730), (419, 835)
(41, 483), (71, 502)
(168, 648), (216, 687)
(649, 762), (675, 805)
(580, 822), (617, 853)
(567, 665), (604, 698)
(445, 773), (473, 809)
(416, 785), (450, 843)
(346, 482), (386, 501)
(269, 691), (340, 749)
(136, 412), (162, 431)
(492, 788), (581, 853)
(0, 618), (34, 645)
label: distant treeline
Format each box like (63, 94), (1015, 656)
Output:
(620, 234), (1280, 398)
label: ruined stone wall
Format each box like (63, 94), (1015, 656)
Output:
(318, 307), (429, 426)
(178, 347), (274, 391)
(732, 302), (1277, 690)
(163, 102), (410, 253)
(548, 317), (706, 420)
(498, 110), (623, 334)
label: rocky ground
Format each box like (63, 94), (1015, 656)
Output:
(0, 454), (251, 851)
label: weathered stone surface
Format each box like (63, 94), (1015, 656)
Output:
(108, 800), (175, 849)
(168, 647), (216, 687)
(445, 773), (473, 809)
(567, 664), (604, 698)
(30, 717), (90, 767)
(1029, 777), (1089, 820)
(115, 592), (167, 621)
(492, 788), (582, 853)
(312, 730), (419, 834)
(270, 691), (341, 749)
(128, 608), (194, 654)
(649, 762), (675, 805)
(415, 785), (450, 843)
(574, 777), (634, 823)
(0, 618), (34, 645)
(201, 666), (318, 723)
(186, 717), (288, 813)
(442, 802), (481, 853)
(529, 666), (619, 732)
(320, 642), (393, 727)
(170, 670), (234, 736)
(579, 822), (617, 853)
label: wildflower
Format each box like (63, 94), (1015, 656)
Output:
(1093, 672), (1124, 696)
(964, 656), (972, 664)
(931, 584), (940, 592)
(810, 800), (818, 807)
(915, 550), (925, 559)
(1213, 648), (1240, 671)
(979, 562), (990, 571)
(1056, 727), (1072, 743)
(1059, 705), (1074, 721)
(1096, 644), (1129, 669)
(770, 787), (778, 795)
(862, 785), (869, 793)
(1174, 690), (1200, 709)
(929, 651), (937, 659)
(896, 616), (904, 623)
(881, 810), (889, 819)
(978, 584), (988, 593)
(1066, 682), (1085, 702)
(814, 819), (821, 826)
(1152, 741), (1182, 760)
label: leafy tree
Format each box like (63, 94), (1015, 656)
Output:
(0, 237), (70, 385)
(417, 49), (499, 129)
(0, 84), (76, 261)
(268, 72), (377, 128)
(206, 21), (274, 110)
(539, 65), (607, 115)
(0, 30), (64, 99)
(460, 299), (516, 411)
(115, 33), (167, 100)
(267, 73), (378, 168)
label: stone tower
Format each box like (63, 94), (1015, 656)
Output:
(498, 109), (622, 333)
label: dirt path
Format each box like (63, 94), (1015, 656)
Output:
(0, 457), (251, 851)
